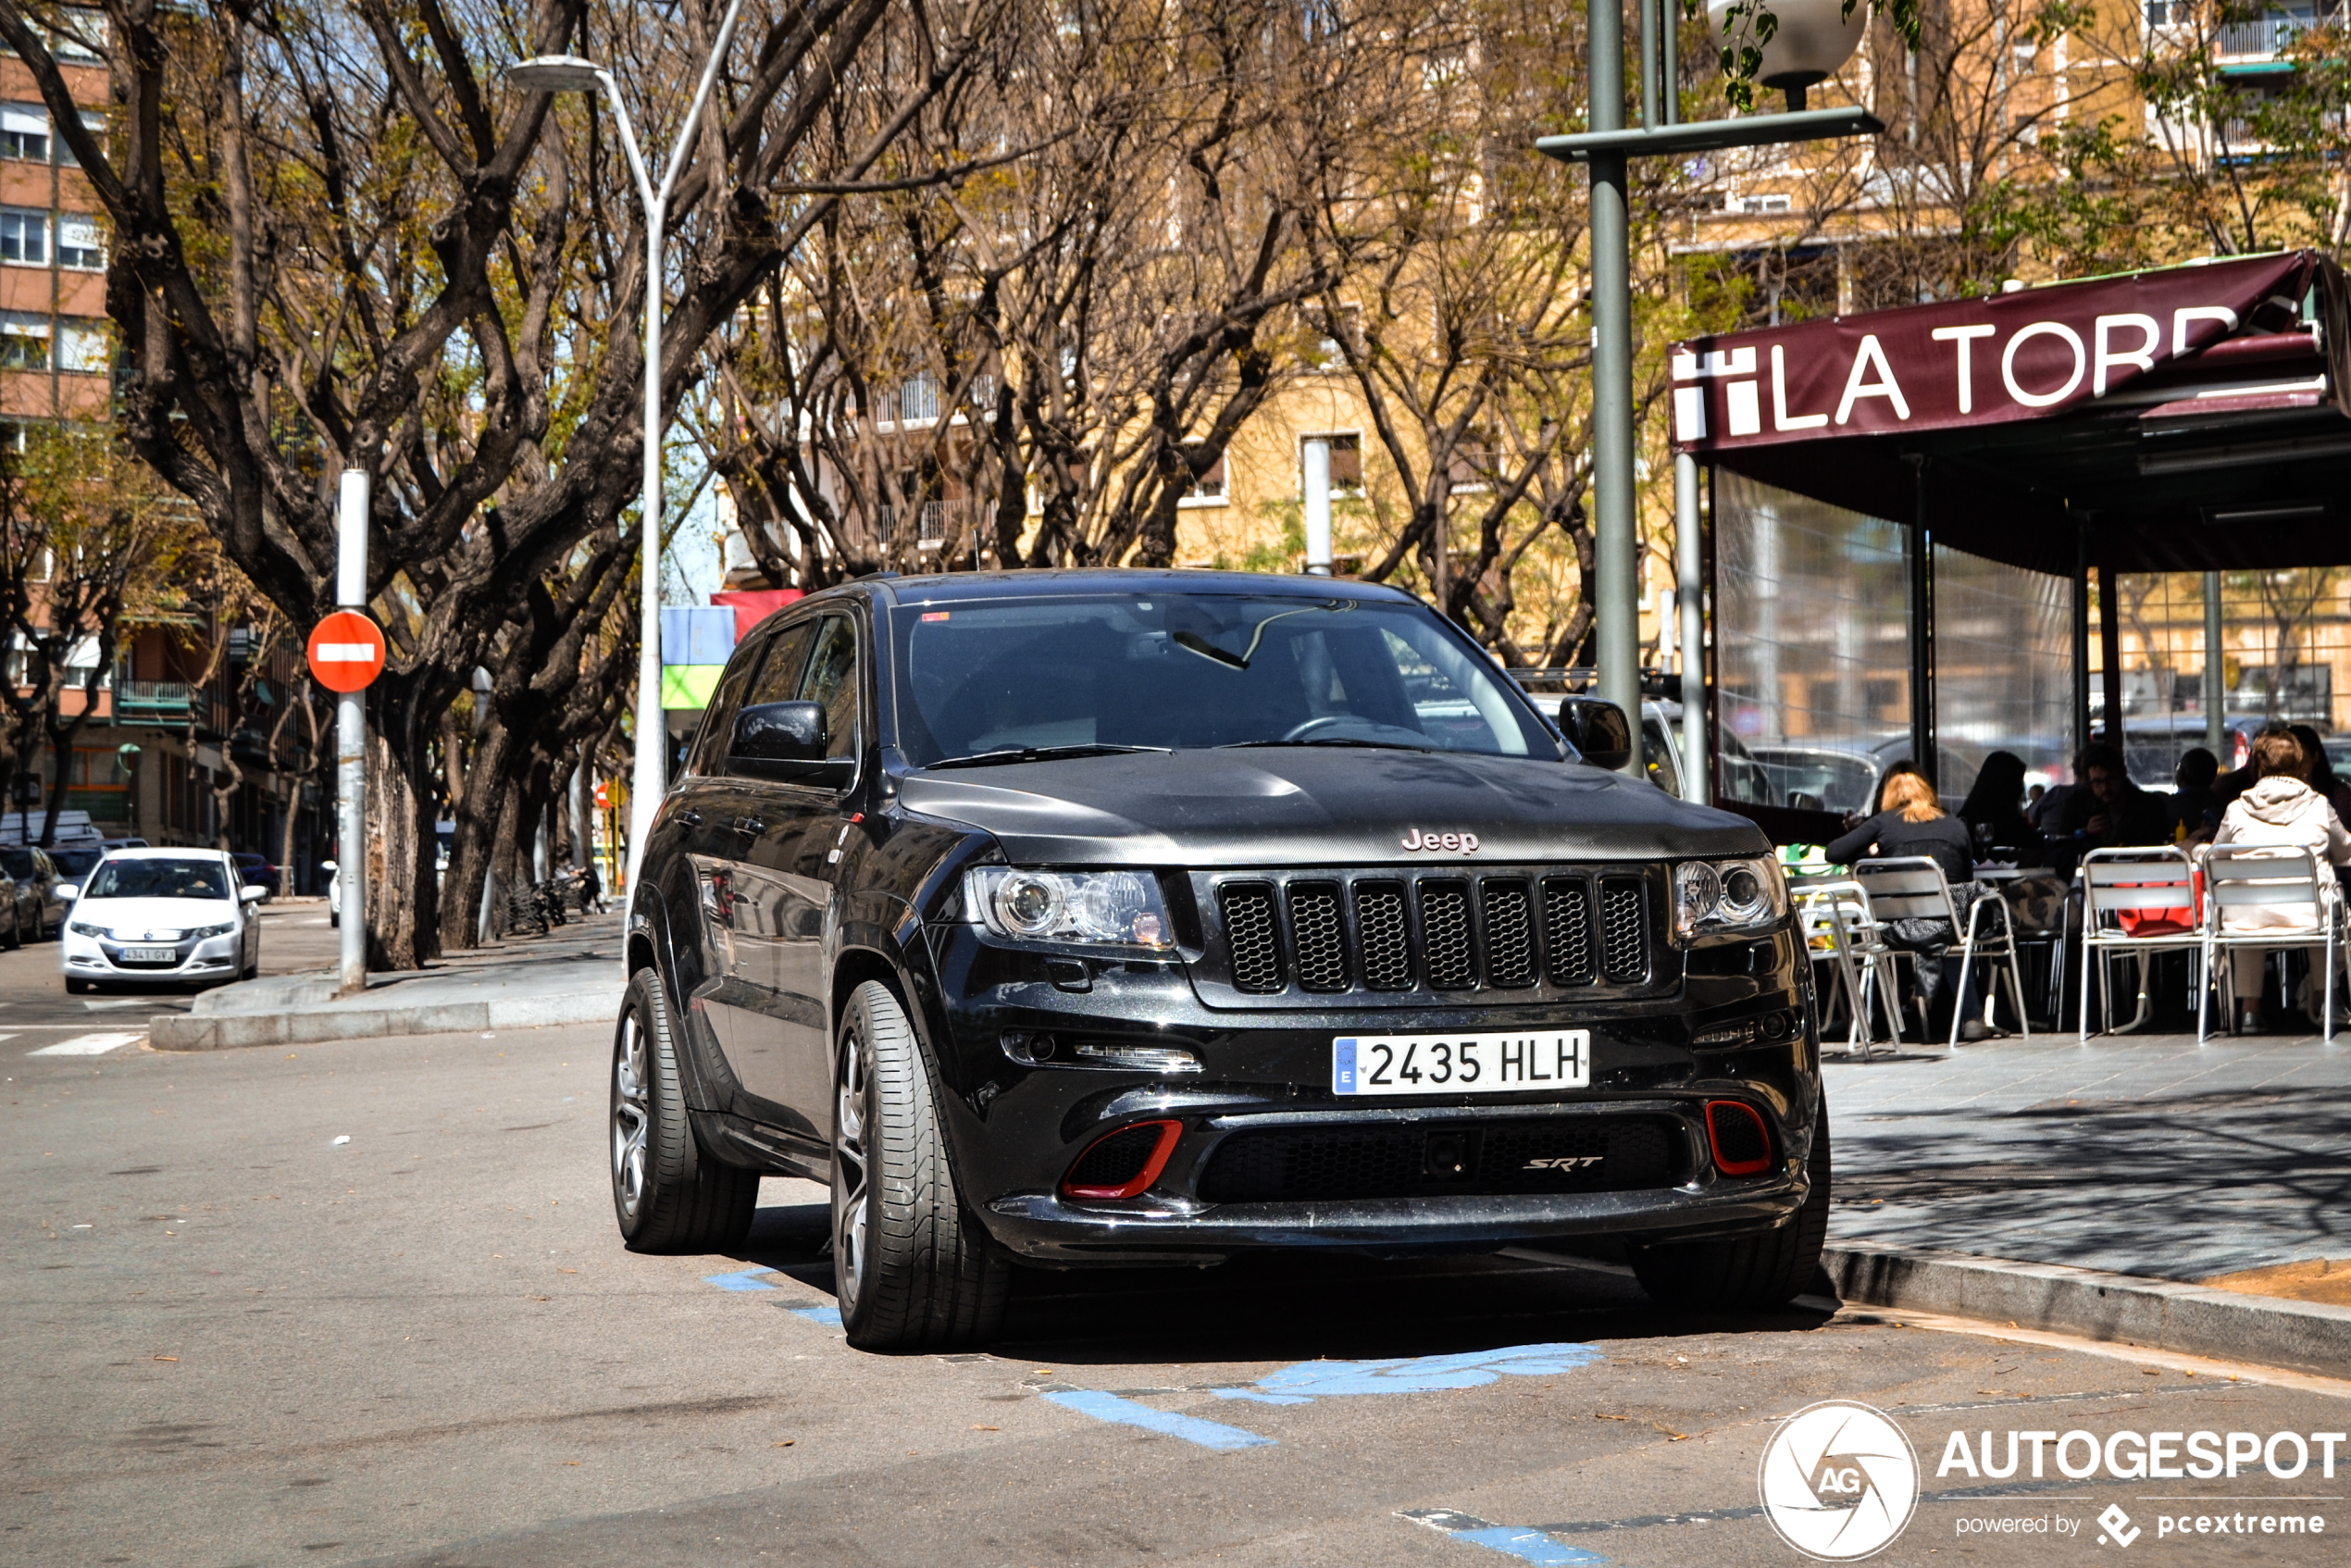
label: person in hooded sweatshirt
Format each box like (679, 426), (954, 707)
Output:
(2210, 728), (2351, 1033)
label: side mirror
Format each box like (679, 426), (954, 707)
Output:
(319, 859), (338, 874)
(1558, 697), (1635, 772)
(239, 884), (267, 903)
(55, 883), (78, 902)
(730, 700), (852, 786)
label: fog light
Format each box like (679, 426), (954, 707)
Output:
(1000, 1031), (1057, 1064)
(1070, 1039), (1200, 1073)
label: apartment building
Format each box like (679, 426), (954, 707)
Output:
(0, 12), (108, 433)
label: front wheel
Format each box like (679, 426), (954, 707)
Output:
(610, 966), (758, 1252)
(1629, 1094), (1832, 1312)
(832, 979), (1008, 1351)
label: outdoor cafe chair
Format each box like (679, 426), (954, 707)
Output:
(1792, 877), (1904, 1055)
(1851, 856), (2032, 1050)
(2076, 847), (2204, 1042)
(2196, 844), (2345, 1045)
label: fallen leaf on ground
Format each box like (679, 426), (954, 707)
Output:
(1653, 1423), (1688, 1440)
(152, 1355), (178, 1363)
(1594, 1413), (1628, 1421)
(971, 1425), (999, 1431)
(772, 1440), (795, 1448)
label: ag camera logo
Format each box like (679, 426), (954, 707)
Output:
(1759, 1400), (1921, 1560)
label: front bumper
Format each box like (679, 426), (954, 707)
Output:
(927, 923), (1820, 1266)
(63, 931), (239, 980)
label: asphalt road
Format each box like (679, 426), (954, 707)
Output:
(8, 1012), (2351, 1568)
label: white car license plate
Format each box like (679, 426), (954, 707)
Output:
(1333, 1030), (1590, 1095)
(122, 946), (176, 963)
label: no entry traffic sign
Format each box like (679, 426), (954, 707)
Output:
(308, 610), (385, 693)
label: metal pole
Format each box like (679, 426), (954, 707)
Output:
(1638, 0), (1659, 131)
(1302, 437), (1333, 576)
(1674, 453), (1709, 804)
(2071, 525), (2091, 765)
(1907, 458), (1934, 790)
(335, 469), (368, 997)
(1661, 0), (1680, 124)
(614, 0), (748, 906)
(2204, 569), (2225, 760)
(1588, 0), (1640, 770)
(2099, 562), (2124, 754)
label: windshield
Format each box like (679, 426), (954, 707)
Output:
(82, 857), (231, 901)
(0, 849), (32, 878)
(890, 592), (1556, 765)
(49, 847), (101, 877)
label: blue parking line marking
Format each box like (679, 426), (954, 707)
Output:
(1402, 1511), (1606, 1566)
(1043, 1389), (1275, 1450)
(703, 1268), (778, 1292)
(1222, 1341), (1604, 1402)
(788, 1304), (843, 1326)
(1452, 1524), (1605, 1566)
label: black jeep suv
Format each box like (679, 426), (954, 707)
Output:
(616, 570), (1825, 1350)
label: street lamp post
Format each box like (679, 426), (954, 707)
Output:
(509, 0), (747, 902)
(1537, 0), (1880, 781)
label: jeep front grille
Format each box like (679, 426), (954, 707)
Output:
(1198, 865), (1665, 1002)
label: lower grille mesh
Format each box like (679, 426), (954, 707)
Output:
(1198, 1117), (1682, 1202)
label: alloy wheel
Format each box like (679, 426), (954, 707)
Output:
(833, 1033), (872, 1306)
(612, 1011), (651, 1219)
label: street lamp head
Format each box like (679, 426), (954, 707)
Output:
(507, 54), (609, 93)
(1707, 0), (1865, 94)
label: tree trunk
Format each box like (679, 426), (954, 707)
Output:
(439, 706), (518, 952)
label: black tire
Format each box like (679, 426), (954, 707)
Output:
(2, 905), (19, 950)
(832, 978), (1009, 1351)
(31, 908), (45, 943)
(1630, 1094), (1832, 1312)
(65, 976), (92, 994)
(329, 910), (339, 928)
(610, 966), (757, 1252)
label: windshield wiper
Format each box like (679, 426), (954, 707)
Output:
(924, 743), (1173, 770)
(1217, 738), (1437, 752)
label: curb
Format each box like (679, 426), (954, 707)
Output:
(150, 989), (620, 1051)
(1825, 1242), (2351, 1380)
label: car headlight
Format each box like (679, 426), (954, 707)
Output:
(1673, 856), (1787, 942)
(189, 923), (234, 940)
(69, 922), (105, 938)
(964, 868), (1175, 949)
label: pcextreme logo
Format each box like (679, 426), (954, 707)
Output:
(1759, 1400), (1922, 1561)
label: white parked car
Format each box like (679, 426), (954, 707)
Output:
(58, 848), (267, 994)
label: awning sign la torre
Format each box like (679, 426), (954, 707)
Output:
(1668, 251), (2328, 453)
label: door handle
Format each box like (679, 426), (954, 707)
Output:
(733, 816), (767, 835)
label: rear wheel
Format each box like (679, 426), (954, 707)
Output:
(1630, 1094), (1832, 1312)
(832, 979), (1008, 1351)
(610, 966), (758, 1252)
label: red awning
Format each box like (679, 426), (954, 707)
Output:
(1668, 252), (2351, 575)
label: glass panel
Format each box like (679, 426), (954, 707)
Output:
(1933, 541), (2075, 805)
(1713, 471), (1914, 816)
(2104, 569), (2349, 785)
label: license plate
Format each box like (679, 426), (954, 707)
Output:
(1333, 1030), (1590, 1095)
(122, 946), (176, 963)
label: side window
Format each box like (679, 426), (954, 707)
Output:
(799, 616), (861, 762)
(745, 620), (818, 708)
(687, 641), (775, 778)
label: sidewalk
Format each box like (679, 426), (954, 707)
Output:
(1821, 1028), (2351, 1376)
(149, 912), (625, 1050)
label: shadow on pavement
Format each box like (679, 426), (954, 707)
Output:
(718, 1200), (1841, 1363)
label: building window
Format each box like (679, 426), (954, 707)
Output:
(46, 9), (103, 59)
(1312, 303), (1362, 371)
(1303, 432), (1362, 497)
(1180, 448), (1228, 506)
(58, 318), (107, 374)
(55, 112), (103, 168)
(1, 106), (48, 162)
(897, 373), (939, 423)
(0, 313), (50, 371)
(57, 214), (103, 270)
(1, 210), (48, 267)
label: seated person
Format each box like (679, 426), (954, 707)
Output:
(1957, 749), (2042, 862)
(2052, 744), (2169, 869)
(2211, 728), (2351, 1034)
(2170, 747), (2220, 845)
(1827, 768), (1991, 1039)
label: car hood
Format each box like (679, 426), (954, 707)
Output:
(72, 897), (241, 936)
(895, 747), (1768, 867)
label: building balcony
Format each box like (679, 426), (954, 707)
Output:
(112, 678), (197, 723)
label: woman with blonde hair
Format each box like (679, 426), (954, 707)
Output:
(2210, 728), (2351, 1033)
(1827, 765), (1988, 1038)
